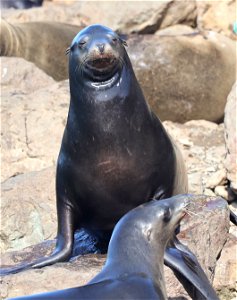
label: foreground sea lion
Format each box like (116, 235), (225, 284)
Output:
(1, 24), (188, 273)
(8, 195), (219, 300)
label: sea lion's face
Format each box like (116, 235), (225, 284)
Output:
(129, 195), (191, 246)
(69, 25), (127, 82)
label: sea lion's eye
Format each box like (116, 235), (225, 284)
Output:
(112, 37), (117, 42)
(78, 41), (86, 48)
(163, 207), (171, 222)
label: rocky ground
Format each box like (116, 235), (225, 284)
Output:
(1, 1), (237, 299)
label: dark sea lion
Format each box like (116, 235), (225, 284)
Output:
(8, 195), (219, 300)
(0, 24), (188, 274)
(0, 0), (43, 9)
(33, 23), (187, 267)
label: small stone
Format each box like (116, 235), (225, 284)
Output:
(205, 169), (227, 189)
(214, 185), (228, 199)
(204, 188), (216, 197)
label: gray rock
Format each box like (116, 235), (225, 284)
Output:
(1, 167), (56, 252)
(0, 195), (229, 300)
(224, 82), (237, 193)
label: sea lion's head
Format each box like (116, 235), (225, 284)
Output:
(109, 195), (191, 254)
(68, 24), (127, 83)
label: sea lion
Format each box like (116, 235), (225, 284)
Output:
(0, 24), (187, 273)
(0, 0), (43, 9)
(33, 23), (187, 267)
(0, 18), (82, 80)
(8, 195), (218, 300)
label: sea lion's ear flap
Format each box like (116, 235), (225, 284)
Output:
(65, 47), (71, 55)
(116, 31), (128, 47)
(121, 39), (128, 47)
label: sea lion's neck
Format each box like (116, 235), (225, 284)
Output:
(68, 59), (151, 135)
(90, 226), (167, 298)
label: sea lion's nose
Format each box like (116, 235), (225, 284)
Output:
(97, 43), (105, 54)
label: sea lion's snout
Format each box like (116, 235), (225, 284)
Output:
(84, 39), (119, 73)
(97, 43), (105, 54)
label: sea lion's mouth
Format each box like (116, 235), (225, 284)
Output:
(174, 211), (187, 234)
(88, 57), (116, 69)
(85, 55), (118, 73)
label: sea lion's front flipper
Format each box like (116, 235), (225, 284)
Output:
(164, 237), (219, 300)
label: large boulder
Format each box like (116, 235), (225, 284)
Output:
(1, 167), (56, 252)
(197, 0), (236, 40)
(128, 29), (236, 122)
(1, 59), (69, 182)
(1, 57), (55, 94)
(0, 195), (230, 300)
(2, 0), (197, 34)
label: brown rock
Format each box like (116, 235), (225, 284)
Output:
(1, 57), (55, 94)
(128, 30), (236, 122)
(1, 79), (69, 182)
(215, 186), (229, 200)
(2, 1), (197, 34)
(197, 0), (236, 40)
(163, 120), (226, 196)
(205, 169), (227, 189)
(214, 232), (237, 289)
(0, 196), (229, 300)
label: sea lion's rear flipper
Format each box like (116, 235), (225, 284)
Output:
(164, 237), (219, 300)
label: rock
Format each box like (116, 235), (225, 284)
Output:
(1, 1), (87, 25)
(2, 1), (197, 34)
(0, 254), (106, 300)
(214, 203), (237, 300)
(205, 169), (227, 189)
(0, 195), (230, 300)
(155, 24), (197, 36)
(215, 186), (229, 200)
(214, 232), (237, 289)
(224, 82), (237, 194)
(163, 120), (227, 196)
(1, 79), (69, 182)
(197, 0), (237, 40)
(128, 30), (236, 122)
(1, 57), (55, 95)
(1, 167), (56, 252)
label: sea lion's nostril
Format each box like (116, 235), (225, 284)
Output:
(97, 43), (105, 54)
